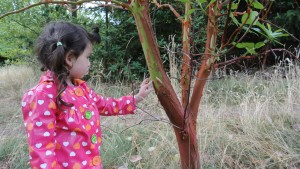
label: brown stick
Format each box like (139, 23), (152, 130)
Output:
(152, 0), (184, 23)
(0, 0), (127, 20)
(221, 0), (233, 49)
(215, 48), (300, 69)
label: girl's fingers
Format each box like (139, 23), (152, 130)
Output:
(141, 79), (148, 86)
(143, 81), (153, 90)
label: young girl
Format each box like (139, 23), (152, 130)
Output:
(21, 21), (152, 169)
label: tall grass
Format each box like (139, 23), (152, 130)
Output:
(0, 64), (299, 168)
(0, 65), (40, 169)
(199, 64), (300, 168)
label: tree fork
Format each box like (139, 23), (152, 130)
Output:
(130, 0), (200, 168)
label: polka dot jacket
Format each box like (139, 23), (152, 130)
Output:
(21, 71), (136, 169)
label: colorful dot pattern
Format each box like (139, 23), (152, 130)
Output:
(21, 71), (136, 169)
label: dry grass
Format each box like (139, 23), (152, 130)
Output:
(0, 64), (300, 169)
(0, 65), (40, 169)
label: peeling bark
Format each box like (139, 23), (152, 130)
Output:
(181, 2), (192, 107)
(131, 1), (201, 168)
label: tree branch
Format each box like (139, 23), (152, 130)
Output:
(152, 0), (184, 23)
(0, 0), (127, 20)
(214, 48), (300, 69)
(11, 19), (39, 35)
(221, 0), (233, 49)
(220, 1), (270, 57)
(214, 55), (259, 68)
(265, 48), (300, 63)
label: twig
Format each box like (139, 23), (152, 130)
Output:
(221, 0), (233, 49)
(221, 0), (272, 56)
(215, 55), (259, 68)
(294, 0), (300, 8)
(215, 48), (300, 69)
(0, 0), (126, 20)
(261, 0), (272, 20)
(11, 19), (39, 35)
(96, 2), (126, 9)
(137, 107), (182, 129)
(265, 48), (300, 63)
(152, 0), (184, 23)
(119, 119), (161, 133)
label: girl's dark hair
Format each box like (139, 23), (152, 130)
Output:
(35, 21), (100, 107)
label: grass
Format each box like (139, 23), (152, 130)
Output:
(0, 64), (300, 168)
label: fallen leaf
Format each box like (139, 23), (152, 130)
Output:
(118, 163), (128, 169)
(126, 137), (132, 141)
(129, 155), (142, 163)
(293, 124), (300, 132)
(148, 147), (156, 152)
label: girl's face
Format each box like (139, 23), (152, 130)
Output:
(66, 43), (92, 80)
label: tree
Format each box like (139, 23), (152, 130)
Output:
(0, 0), (298, 168)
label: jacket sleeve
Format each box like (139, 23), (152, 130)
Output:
(89, 89), (137, 116)
(21, 89), (59, 169)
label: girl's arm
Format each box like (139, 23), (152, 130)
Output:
(22, 89), (59, 169)
(92, 78), (153, 116)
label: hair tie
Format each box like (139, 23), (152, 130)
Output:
(56, 42), (63, 46)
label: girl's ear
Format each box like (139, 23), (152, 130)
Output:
(65, 52), (76, 69)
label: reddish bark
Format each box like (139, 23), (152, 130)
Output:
(190, 3), (216, 119)
(131, 1), (201, 168)
(186, 4), (218, 167)
(131, 1), (184, 127)
(181, 2), (192, 107)
(131, 0), (220, 168)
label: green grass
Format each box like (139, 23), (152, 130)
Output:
(0, 64), (300, 168)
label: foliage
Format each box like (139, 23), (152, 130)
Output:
(271, 3), (300, 45)
(0, 0), (39, 64)
(89, 1), (183, 82)
(1, 0), (297, 77)
(0, 0), (94, 64)
(90, 8), (147, 82)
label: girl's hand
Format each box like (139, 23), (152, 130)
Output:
(135, 78), (153, 103)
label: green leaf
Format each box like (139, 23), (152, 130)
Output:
(253, 1), (264, 9)
(272, 32), (289, 38)
(186, 9), (196, 17)
(230, 13), (240, 25)
(196, 0), (207, 3)
(231, 2), (238, 10)
(236, 42), (255, 49)
(255, 42), (265, 48)
(241, 10), (259, 25)
(246, 47), (256, 55)
(235, 42), (265, 55)
(179, 0), (190, 3)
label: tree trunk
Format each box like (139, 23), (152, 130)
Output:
(71, 0), (77, 18)
(130, 1), (200, 168)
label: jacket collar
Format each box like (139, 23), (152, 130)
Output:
(39, 71), (56, 83)
(39, 71), (86, 86)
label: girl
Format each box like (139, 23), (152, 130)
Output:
(21, 21), (152, 169)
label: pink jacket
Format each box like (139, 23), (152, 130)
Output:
(21, 71), (136, 169)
